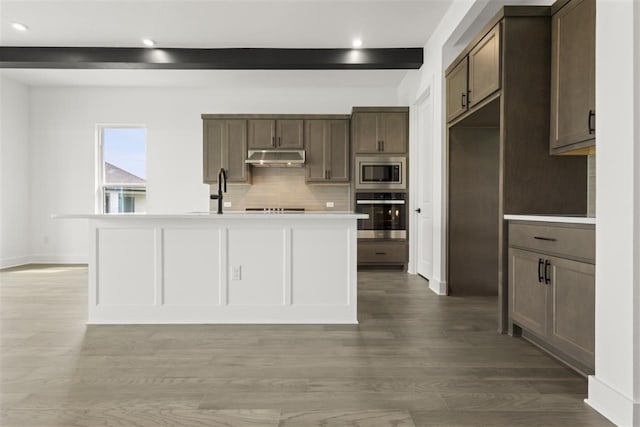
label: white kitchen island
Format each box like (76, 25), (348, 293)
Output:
(57, 212), (366, 324)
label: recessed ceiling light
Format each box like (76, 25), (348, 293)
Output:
(352, 38), (363, 48)
(11, 22), (29, 32)
(142, 38), (156, 47)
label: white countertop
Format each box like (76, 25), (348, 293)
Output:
(54, 212), (368, 220)
(504, 214), (596, 225)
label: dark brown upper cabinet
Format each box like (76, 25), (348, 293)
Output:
(446, 57), (468, 122)
(305, 120), (350, 183)
(446, 24), (501, 123)
(468, 25), (501, 107)
(203, 119), (250, 184)
(352, 109), (408, 154)
(248, 119), (304, 149)
(550, 0), (596, 155)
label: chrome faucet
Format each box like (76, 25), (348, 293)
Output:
(210, 168), (227, 214)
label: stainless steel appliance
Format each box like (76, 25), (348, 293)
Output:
(355, 192), (406, 239)
(245, 150), (305, 167)
(355, 156), (406, 190)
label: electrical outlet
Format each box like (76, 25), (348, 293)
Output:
(232, 266), (242, 280)
(326, 201), (335, 208)
(224, 201), (232, 208)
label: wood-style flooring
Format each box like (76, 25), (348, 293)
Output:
(0, 265), (611, 426)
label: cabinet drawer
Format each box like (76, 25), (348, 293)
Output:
(508, 222), (594, 263)
(358, 241), (407, 264)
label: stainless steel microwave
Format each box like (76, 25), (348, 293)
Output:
(355, 156), (406, 190)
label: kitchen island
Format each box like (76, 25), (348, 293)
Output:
(56, 212), (366, 324)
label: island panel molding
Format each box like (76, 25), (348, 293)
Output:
(76, 213), (363, 324)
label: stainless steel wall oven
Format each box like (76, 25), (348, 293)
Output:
(355, 192), (407, 239)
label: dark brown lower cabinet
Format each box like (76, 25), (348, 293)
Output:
(358, 240), (407, 269)
(508, 221), (595, 373)
(547, 255), (595, 368)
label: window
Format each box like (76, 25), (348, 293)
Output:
(97, 126), (146, 213)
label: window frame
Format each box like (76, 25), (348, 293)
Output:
(96, 124), (147, 214)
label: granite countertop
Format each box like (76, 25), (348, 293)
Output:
(504, 214), (596, 225)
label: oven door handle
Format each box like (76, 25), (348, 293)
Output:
(356, 200), (405, 205)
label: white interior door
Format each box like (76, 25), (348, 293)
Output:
(416, 95), (433, 279)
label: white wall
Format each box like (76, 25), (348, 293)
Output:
(398, 0), (480, 293)
(585, 1), (640, 425)
(0, 76), (31, 268)
(28, 85), (399, 262)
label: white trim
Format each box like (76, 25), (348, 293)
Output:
(586, 375), (640, 427)
(0, 256), (32, 270)
(1, 255), (89, 268)
(633, 0), (640, 410)
(428, 278), (447, 296)
(30, 254), (88, 264)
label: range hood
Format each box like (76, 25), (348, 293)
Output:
(245, 150), (305, 168)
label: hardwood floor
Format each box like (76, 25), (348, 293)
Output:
(0, 265), (611, 426)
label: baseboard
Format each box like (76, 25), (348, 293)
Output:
(586, 375), (640, 427)
(28, 254), (88, 265)
(429, 278), (447, 295)
(0, 255), (31, 270)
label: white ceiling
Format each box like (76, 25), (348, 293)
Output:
(0, 0), (452, 87)
(0, 0), (452, 48)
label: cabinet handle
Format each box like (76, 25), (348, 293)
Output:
(534, 236), (557, 242)
(461, 93), (466, 108)
(377, 141), (382, 152)
(278, 136), (281, 147)
(415, 208), (421, 213)
(375, 252), (387, 255)
(588, 110), (595, 135)
(272, 136), (275, 147)
(327, 170), (331, 179)
(381, 140), (384, 152)
(538, 258), (544, 283)
(544, 259), (551, 284)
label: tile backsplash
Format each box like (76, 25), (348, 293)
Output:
(587, 154), (596, 216)
(210, 168), (351, 211)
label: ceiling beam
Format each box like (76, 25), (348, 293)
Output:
(0, 47), (423, 70)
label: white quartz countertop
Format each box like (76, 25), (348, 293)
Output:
(504, 214), (596, 225)
(54, 212), (368, 220)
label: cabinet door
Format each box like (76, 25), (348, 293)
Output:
(468, 24), (501, 107)
(225, 120), (249, 182)
(327, 120), (349, 181)
(276, 119), (304, 148)
(380, 112), (407, 154)
(248, 119), (275, 149)
(353, 112), (380, 153)
(203, 120), (224, 183)
(203, 120), (248, 184)
(304, 120), (327, 182)
(446, 57), (469, 122)
(547, 255), (595, 368)
(550, 0), (596, 152)
(509, 248), (548, 337)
